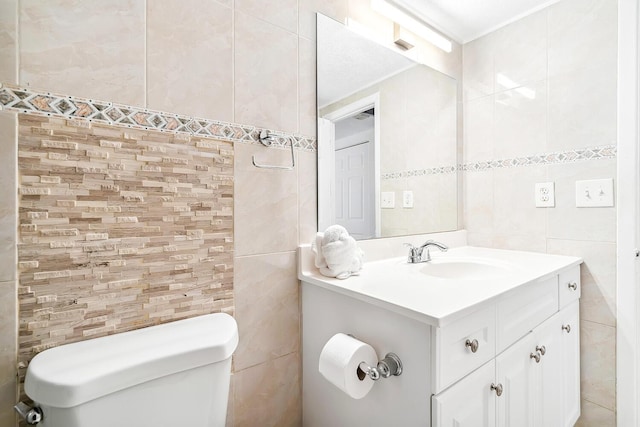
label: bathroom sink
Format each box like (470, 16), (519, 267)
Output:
(418, 258), (514, 280)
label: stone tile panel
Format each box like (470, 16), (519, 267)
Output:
(17, 115), (235, 380)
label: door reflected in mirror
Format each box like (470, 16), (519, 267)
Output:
(317, 14), (458, 240)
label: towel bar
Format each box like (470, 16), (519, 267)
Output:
(252, 130), (295, 170)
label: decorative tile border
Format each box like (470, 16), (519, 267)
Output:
(382, 145), (616, 180)
(0, 83), (316, 151)
(382, 165), (457, 179)
(461, 145), (617, 172)
(1, 84), (615, 171)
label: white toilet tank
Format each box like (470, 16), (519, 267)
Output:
(24, 313), (238, 427)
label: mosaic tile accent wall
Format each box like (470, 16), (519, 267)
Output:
(16, 114), (234, 372)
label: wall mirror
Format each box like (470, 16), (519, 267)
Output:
(317, 14), (459, 240)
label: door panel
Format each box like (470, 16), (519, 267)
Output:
(335, 142), (374, 239)
(496, 333), (536, 427)
(432, 360), (496, 427)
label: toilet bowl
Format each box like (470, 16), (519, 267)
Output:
(20, 313), (238, 427)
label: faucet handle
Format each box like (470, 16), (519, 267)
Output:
(403, 243), (421, 255)
(403, 243), (423, 263)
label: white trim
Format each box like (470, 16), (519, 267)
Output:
(617, 0), (640, 425)
(322, 93), (381, 238)
(317, 118), (336, 231)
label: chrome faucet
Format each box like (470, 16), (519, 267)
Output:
(404, 240), (448, 263)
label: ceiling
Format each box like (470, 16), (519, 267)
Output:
(317, 15), (416, 108)
(395, 0), (562, 43)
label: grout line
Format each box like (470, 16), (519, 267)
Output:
(580, 397), (616, 413)
(15, 0), (19, 85)
(231, 0), (235, 125)
(581, 318), (617, 329)
(234, 250), (297, 260)
(144, 0), (148, 108)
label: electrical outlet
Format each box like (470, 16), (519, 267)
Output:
(403, 191), (414, 208)
(381, 192), (395, 209)
(535, 182), (555, 207)
(575, 178), (614, 207)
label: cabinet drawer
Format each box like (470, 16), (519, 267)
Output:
(497, 276), (558, 353)
(433, 304), (496, 393)
(559, 266), (580, 308)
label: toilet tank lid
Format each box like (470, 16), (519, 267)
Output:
(24, 313), (238, 408)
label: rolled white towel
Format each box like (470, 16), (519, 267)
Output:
(312, 232), (327, 270)
(311, 225), (364, 279)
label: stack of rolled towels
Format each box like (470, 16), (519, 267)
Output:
(312, 225), (364, 279)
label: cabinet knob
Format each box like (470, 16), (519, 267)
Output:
(536, 345), (546, 356)
(562, 324), (571, 333)
(465, 339), (479, 353)
(490, 383), (503, 396)
(568, 282), (578, 291)
(530, 352), (541, 363)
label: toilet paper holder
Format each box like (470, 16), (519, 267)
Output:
(357, 353), (403, 381)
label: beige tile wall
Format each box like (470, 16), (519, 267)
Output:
(19, 0), (146, 106)
(146, 0), (234, 121)
(4, 1), (607, 426)
(463, 0), (618, 424)
(0, 0), (458, 425)
(0, 0), (318, 424)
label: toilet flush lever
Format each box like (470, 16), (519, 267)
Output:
(14, 402), (42, 425)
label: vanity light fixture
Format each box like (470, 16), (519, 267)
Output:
(345, 17), (388, 47)
(393, 23), (415, 50)
(371, 0), (452, 53)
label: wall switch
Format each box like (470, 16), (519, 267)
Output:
(575, 178), (614, 207)
(402, 190), (414, 208)
(535, 182), (555, 207)
(381, 192), (395, 209)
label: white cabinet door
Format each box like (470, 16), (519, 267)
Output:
(495, 305), (578, 427)
(534, 311), (564, 427)
(496, 332), (536, 427)
(560, 301), (581, 426)
(432, 360), (496, 427)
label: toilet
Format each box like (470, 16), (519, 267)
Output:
(20, 313), (238, 427)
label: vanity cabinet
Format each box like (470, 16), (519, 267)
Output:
(299, 245), (582, 427)
(433, 279), (580, 427)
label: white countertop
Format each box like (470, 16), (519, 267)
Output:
(298, 245), (582, 327)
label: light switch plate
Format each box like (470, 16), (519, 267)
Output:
(403, 190), (414, 208)
(535, 182), (555, 207)
(575, 178), (614, 207)
(381, 192), (395, 209)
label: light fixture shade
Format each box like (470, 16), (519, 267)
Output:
(371, 0), (452, 53)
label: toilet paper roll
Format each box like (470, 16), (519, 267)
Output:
(318, 333), (377, 399)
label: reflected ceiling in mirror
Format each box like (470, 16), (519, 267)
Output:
(317, 14), (458, 240)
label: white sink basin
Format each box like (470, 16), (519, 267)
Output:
(418, 258), (514, 280)
(299, 244), (583, 326)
